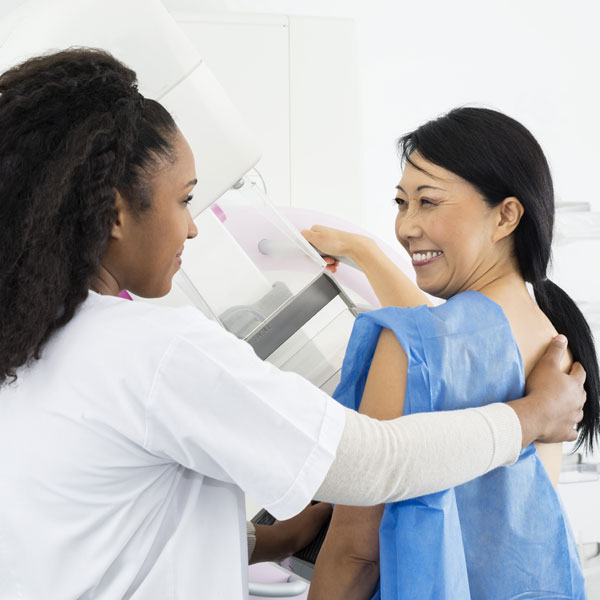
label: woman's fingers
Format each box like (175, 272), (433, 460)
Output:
(301, 225), (354, 257)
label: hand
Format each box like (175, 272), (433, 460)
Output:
(251, 502), (332, 564)
(509, 335), (586, 446)
(301, 225), (370, 273)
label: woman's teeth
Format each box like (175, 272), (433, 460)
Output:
(413, 251), (443, 262)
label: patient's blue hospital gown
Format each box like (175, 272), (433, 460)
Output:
(333, 291), (585, 599)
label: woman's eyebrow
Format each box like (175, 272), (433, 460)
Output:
(395, 184), (446, 193)
(417, 185), (445, 192)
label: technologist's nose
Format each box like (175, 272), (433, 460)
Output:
(186, 208), (198, 239)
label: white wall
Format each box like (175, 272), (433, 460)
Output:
(172, 12), (363, 222)
(163, 0), (600, 247)
(4, 0), (598, 244)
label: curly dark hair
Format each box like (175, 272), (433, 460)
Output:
(0, 48), (178, 387)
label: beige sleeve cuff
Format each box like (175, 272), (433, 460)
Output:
(473, 402), (522, 470)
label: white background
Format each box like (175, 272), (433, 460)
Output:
(163, 0), (600, 247)
(3, 0), (598, 245)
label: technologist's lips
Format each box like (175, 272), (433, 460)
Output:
(174, 253), (183, 268)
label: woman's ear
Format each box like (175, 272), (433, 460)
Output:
(111, 190), (128, 240)
(492, 196), (524, 243)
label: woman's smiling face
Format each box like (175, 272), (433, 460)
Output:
(394, 153), (506, 299)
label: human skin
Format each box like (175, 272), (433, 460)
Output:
(250, 502), (332, 565)
(91, 130), (198, 298)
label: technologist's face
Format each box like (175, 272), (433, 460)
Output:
(111, 130), (198, 298)
(394, 153), (503, 299)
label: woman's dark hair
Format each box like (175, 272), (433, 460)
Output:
(0, 48), (178, 387)
(398, 107), (599, 452)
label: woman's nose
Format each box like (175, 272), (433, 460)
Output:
(396, 209), (423, 241)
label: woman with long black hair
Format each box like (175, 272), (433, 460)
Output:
(306, 107), (598, 599)
(0, 51), (586, 599)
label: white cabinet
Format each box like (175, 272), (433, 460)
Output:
(173, 12), (363, 224)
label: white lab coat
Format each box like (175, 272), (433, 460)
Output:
(0, 291), (345, 599)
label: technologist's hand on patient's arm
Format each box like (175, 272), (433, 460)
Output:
(301, 225), (432, 308)
(507, 335), (587, 447)
(249, 502), (332, 565)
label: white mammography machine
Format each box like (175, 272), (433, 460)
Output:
(553, 204), (600, 598)
(0, 2), (412, 596)
(0, 0), (399, 394)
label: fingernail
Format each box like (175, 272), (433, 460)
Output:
(555, 334), (567, 344)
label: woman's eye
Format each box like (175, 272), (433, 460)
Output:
(394, 197), (407, 207)
(420, 198), (436, 206)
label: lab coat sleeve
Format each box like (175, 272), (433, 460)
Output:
(143, 312), (346, 521)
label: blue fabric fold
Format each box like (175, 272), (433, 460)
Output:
(333, 291), (585, 599)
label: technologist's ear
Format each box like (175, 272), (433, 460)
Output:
(110, 190), (128, 240)
(492, 196), (525, 243)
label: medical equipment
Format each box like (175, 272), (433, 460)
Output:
(0, 0), (260, 219)
(0, 0), (409, 394)
(553, 203), (600, 599)
(0, 3), (411, 596)
(168, 176), (369, 395)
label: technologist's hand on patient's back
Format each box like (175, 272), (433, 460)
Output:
(510, 335), (586, 446)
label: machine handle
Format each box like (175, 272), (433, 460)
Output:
(248, 575), (308, 597)
(257, 238), (361, 271)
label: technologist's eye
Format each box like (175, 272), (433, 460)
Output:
(183, 194), (193, 205)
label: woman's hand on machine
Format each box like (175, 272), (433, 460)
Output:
(301, 225), (371, 273)
(508, 335), (587, 446)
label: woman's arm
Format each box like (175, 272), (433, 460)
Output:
(534, 441), (563, 486)
(309, 329), (408, 599)
(302, 225), (432, 307)
(249, 502), (332, 565)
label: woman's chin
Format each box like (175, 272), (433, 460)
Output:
(417, 279), (451, 300)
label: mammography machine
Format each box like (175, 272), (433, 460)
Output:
(4, 2), (599, 598)
(0, 1), (411, 596)
(0, 0), (409, 393)
(553, 204), (600, 599)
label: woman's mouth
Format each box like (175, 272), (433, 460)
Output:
(412, 250), (443, 267)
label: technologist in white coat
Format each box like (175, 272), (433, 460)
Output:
(0, 49), (587, 599)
